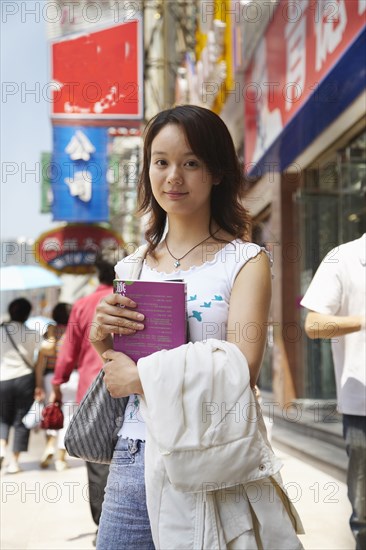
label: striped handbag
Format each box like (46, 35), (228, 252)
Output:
(64, 369), (128, 463)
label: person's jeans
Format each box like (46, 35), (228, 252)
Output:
(96, 437), (155, 550)
(343, 414), (366, 550)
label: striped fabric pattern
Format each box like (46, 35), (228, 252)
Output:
(64, 369), (128, 464)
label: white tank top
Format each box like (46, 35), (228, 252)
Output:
(118, 240), (267, 440)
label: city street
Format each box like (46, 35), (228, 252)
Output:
(0, 429), (355, 550)
(1, 2), (364, 549)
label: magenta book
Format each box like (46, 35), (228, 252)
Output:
(113, 279), (187, 362)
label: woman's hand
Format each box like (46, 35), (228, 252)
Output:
(89, 293), (145, 358)
(90, 293), (145, 343)
(102, 349), (143, 398)
(34, 386), (45, 402)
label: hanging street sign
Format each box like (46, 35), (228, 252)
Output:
(34, 224), (125, 274)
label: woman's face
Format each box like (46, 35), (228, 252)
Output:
(148, 124), (216, 219)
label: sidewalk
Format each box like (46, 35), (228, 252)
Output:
(1, 431), (96, 550)
(1, 431), (355, 550)
(274, 444), (354, 550)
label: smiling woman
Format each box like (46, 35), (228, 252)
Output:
(148, 124), (216, 223)
(138, 104), (249, 252)
(90, 105), (303, 550)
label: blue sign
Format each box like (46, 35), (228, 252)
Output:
(51, 126), (109, 222)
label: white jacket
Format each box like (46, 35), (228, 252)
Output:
(137, 339), (304, 549)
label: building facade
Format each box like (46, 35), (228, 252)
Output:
(241, 0), (365, 404)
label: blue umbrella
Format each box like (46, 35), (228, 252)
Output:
(0, 265), (63, 291)
(26, 315), (56, 335)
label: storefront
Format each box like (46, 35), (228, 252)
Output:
(298, 126), (366, 399)
(243, 0), (366, 403)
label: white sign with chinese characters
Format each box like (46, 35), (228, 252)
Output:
(244, 0), (364, 167)
(65, 130), (95, 161)
(285, 0), (308, 111)
(315, 0), (348, 72)
(64, 131), (95, 202)
(65, 171), (92, 202)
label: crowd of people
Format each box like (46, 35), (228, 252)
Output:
(0, 105), (364, 549)
(0, 251), (118, 542)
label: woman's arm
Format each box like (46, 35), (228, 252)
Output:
(34, 346), (47, 400)
(226, 251), (272, 388)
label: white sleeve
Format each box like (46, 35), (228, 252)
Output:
(228, 242), (272, 288)
(300, 250), (343, 315)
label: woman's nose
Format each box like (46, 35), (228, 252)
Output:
(167, 166), (182, 184)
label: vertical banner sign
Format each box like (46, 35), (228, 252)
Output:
(51, 126), (109, 222)
(194, 0), (234, 113)
(51, 20), (143, 119)
(244, 0), (366, 167)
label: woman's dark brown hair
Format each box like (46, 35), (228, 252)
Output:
(138, 105), (250, 252)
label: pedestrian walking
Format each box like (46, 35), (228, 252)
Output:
(35, 302), (72, 469)
(90, 105), (304, 549)
(0, 298), (41, 473)
(301, 233), (366, 549)
(51, 248), (120, 545)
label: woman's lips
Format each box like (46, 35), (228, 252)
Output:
(164, 192), (188, 200)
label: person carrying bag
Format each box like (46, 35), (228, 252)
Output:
(0, 298), (41, 473)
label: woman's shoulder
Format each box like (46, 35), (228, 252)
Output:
(211, 238), (272, 287)
(215, 238), (269, 264)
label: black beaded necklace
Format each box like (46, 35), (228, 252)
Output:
(164, 231), (218, 268)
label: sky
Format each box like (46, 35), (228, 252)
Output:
(1, 7), (58, 241)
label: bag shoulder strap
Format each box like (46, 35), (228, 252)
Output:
(3, 323), (34, 369)
(128, 244), (149, 279)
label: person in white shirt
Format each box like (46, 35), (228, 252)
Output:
(301, 234), (366, 548)
(0, 298), (41, 473)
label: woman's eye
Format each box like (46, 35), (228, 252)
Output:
(155, 160), (167, 166)
(185, 160), (199, 167)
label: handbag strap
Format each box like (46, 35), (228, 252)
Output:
(128, 244), (149, 279)
(3, 323), (34, 369)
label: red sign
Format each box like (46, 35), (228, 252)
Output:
(244, 0), (365, 166)
(51, 20), (143, 119)
(34, 224), (125, 274)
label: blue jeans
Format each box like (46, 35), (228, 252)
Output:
(343, 414), (366, 550)
(96, 437), (155, 550)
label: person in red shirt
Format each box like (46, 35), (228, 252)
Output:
(51, 248), (120, 543)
